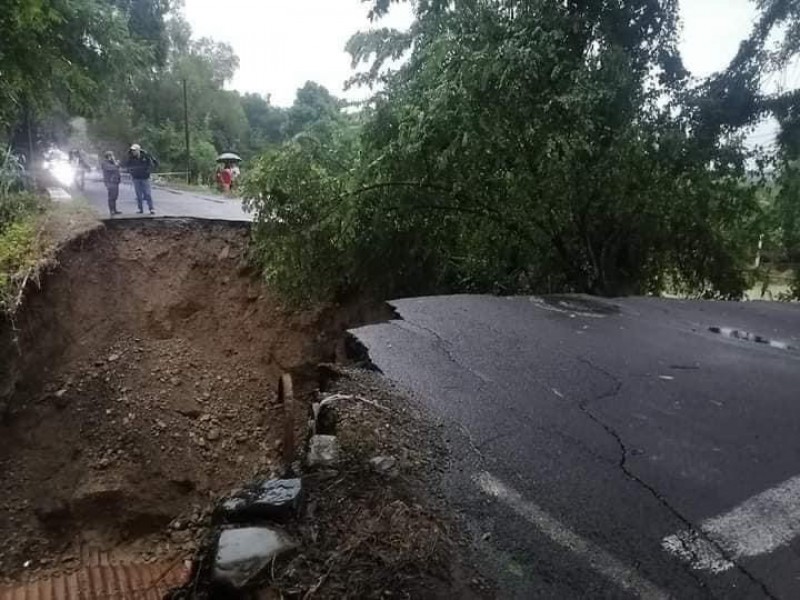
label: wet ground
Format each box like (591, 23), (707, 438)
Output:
(352, 295), (800, 599)
(78, 176), (251, 221)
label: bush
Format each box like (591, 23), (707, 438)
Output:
(0, 217), (40, 310)
(0, 192), (44, 233)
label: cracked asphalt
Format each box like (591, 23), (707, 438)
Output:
(351, 295), (800, 599)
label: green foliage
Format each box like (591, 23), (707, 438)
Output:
(285, 82), (344, 139)
(244, 0), (762, 302)
(241, 93), (288, 149)
(0, 218), (38, 306)
(0, 192), (42, 232)
(0, 148), (28, 196)
(242, 118), (362, 302)
(0, 0), (169, 145)
(773, 162), (800, 262)
(0, 181), (45, 310)
(85, 11), (343, 182)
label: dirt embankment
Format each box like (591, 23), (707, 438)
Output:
(0, 220), (384, 580)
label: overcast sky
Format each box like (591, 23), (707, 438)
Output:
(184, 0), (787, 144)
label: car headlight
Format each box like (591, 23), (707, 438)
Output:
(52, 163), (75, 186)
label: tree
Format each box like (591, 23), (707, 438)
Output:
(241, 94), (288, 151)
(244, 0), (760, 302)
(285, 82), (343, 139)
(0, 0), (169, 151)
(87, 13), (246, 179)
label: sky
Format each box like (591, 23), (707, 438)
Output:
(183, 0), (414, 106)
(184, 0), (789, 144)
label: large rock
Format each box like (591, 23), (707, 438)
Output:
(220, 478), (303, 522)
(173, 397), (202, 418)
(213, 526), (296, 589)
(307, 435), (340, 467)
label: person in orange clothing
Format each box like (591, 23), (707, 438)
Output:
(219, 164), (233, 194)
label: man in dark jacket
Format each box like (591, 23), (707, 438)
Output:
(101, 151), (122, 216)
(123, 143), (158, 214)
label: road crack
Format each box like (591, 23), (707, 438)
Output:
(577, 357), (778, 600)
(392, 320), (617, 466)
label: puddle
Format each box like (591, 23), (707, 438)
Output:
(708, 327), (796, 351)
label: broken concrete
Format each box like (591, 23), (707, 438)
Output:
(213, 526), (296, 589)
(220, 478), (303, 522)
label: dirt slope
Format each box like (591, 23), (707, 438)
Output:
(0, 220), (362, 580)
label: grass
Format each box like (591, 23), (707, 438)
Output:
(0, 194), (99, 314)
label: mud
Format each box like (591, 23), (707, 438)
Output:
(0, 219), (382, 581)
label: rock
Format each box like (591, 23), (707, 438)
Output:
(207, 427), (221, 442)
(307, 435), (340, 467)
(71, 474), (125, 512)
(369, 455), (399, 478)
(174, 398), (202, 418)
(219, 479), (303, 522)
(108, 353), (120, 362)
(171, 377), (181, 387)
(213, 526), (296, 589)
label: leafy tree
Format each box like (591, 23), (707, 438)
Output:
(1, 0), (170, 152)
(241, 93), (289, 151)
(245, 0), (760, 302)
(285, 82), (344, 139)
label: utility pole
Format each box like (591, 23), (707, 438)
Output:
(182, 78), (190, 184)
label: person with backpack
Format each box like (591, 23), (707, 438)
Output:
(101, 151), (122, 216)
(123, 143), (158, 215)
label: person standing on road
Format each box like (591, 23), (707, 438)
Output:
(219, 164), (233, 194)
(101, 151), (122, 216)
(123, 143), (158, 215)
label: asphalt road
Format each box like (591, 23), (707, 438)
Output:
(351, 295), (800, 599)
(77, 175), (251, 221)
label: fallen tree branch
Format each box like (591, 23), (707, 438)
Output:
(312, 392), (389, 434)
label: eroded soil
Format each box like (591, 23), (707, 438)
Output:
(0, 221), (355, 581)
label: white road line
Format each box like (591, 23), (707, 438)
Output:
(475, 471), (670, 600)
(663, 474), (800, 573)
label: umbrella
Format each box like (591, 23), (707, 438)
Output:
(216, 152), (242, 162)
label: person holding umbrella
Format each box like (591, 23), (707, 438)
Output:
(216, 152), (242, 194)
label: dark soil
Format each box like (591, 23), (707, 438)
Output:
(0, 219), (485, 599)
(0, 221), (380, 582)
(266, 367), (490, 599)
(182, 366), (491, 600)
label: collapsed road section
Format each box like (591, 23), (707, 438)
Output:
(0, 219), (485, 599)
(0, 220), (352, 584)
